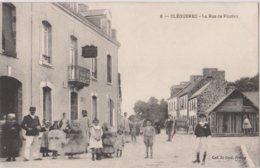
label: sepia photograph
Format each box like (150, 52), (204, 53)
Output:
(0, 1), (259, 168)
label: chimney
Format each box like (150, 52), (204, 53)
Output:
(212, 70), (225, 81)
(112, 29), (117, 39)
(190, 75), (203, 82)
(203, 68), (218, 78)
(78, 3), (89, 13)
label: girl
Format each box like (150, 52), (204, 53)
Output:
(114, 129), (124, 157)
(89, 118), (103, 161)
(48, 121), (63, 159)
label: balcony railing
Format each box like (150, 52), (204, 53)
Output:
(68, 65), (90, 90)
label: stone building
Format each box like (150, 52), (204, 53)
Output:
(0, 2), (121, 126)
(167, 68), (227, 129)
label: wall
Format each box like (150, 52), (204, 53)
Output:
(0, 3), (120, 127)
(197, 79), (226, 114)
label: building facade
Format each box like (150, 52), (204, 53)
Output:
(168, 68), (227, 130)
(0, 3), (121, 128)
(208, 89), (259, 136)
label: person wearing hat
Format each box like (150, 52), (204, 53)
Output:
(21, 106), (42, 161)
(2, 113), (21, 161)
(80, 110), (91, 153)
(192, 113), (211, 165)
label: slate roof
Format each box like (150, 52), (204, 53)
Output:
(190, 82), (211, 99)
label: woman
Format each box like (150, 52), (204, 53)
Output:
(2, 113), (21, 161)
(101, 122), (116, 158)
(243, 115), (252, 135)
(64, 120), (85, 159)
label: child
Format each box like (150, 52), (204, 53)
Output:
(192, 113), (211, 165)
(130, 121), (137, 143)
(48, 121), (63, 159)
(40, 120), (51, 157)
(89, 118), (103, 161)
(114, 129), (124, 157)
(143, 120), (155, 159)
(2, 113), (21, 161)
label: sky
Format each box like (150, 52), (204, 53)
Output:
(87, 2), (258, 115)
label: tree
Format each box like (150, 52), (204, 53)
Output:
(133, 97), (168, 125)
(235, 74), (259, 92)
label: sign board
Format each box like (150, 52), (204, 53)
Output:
(82, 45), (98, 58)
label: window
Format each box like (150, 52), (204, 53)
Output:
(42, 21), (52, 64)
(43, 87), (52, 122)
(69, 36), (77, 65)
(92, 96), (98, 119)
(70, 92), (78, 120)
(107, 55), (112, 83)
(108, 99), (114, 126)
(2, 3), (16, 57)
(92, 58), (98, 79)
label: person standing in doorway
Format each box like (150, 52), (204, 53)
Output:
(21, 106), (42, 161)
(242, 115), (252, 136)
(80, 110), (91, 153)
(192, 113), (211, 165)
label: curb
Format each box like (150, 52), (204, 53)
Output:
(240, 145), (256, 168)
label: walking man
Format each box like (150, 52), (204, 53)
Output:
(192, 113), (211, 165)
(21, 106), (42, 161)
(165, 115), (174, 141)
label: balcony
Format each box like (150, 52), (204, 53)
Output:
(68, 65), (90, 90)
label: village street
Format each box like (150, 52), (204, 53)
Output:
(0, 132), (257, 168)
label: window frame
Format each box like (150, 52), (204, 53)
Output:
(41, 20), (52, 65)
(2, 3), (17, 57)
(107, 54), (112, 84)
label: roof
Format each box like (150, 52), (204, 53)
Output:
(54, 3), (120, 47)
(178, 78), (204, 97)
(190, 82), (211, 99)
(242, 92), (259, 108)
(206, 89), (259, 114)
(82, 9), (112, 20)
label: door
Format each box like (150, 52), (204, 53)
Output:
(70, 92), (78, 120)
(43, 87), (52, 122)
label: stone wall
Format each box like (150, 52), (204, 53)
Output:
(197, 79), (226, 114)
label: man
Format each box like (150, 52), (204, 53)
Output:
(192, 113), (211, 165)
(121, 112), (130, 142)
(165, 115), (174, 141)
(21, 106), (42, 161)
(80, 110), (91, 152)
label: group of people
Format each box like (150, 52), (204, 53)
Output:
(1, 107), (126, 162)
(5, 108), (253, 166)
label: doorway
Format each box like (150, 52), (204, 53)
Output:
(0, 76), (22, 121)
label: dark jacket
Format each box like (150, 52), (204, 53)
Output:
(21, 115), (41, 136)
(2, 121), (21, 156)
(194, 123), (211, 137)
